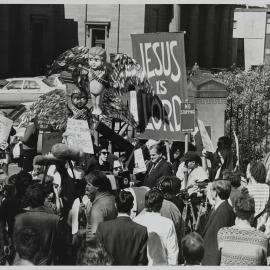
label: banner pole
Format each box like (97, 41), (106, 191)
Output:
(165, 141), (171, 163)
(185, 133), (189, 153)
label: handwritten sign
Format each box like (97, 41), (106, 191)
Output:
(66, 118), (94, 154)
(134, 148), (147, 173)
(132, 32), (188, 140)
(0, 114), (13, 146)
(197, 119), (215, 153)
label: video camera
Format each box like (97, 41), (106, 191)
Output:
(104, 170), (131, 190)
(177, 179), (209, 202)
(116, 170), (131, 189)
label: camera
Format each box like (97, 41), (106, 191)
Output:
(116, 170), (131, 189)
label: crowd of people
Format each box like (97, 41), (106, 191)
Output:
(1, 119), (270, 266)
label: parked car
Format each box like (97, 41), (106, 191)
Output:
(0, 77), (64, 107)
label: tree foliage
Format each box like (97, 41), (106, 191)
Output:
(214, 65), (270, 170)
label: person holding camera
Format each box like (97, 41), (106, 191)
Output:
(176, 151), (208, 195)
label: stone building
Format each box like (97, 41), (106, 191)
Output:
(0, 4), (78, 77)
(233, 7), (270, 70)
(0, 4), (235, 78)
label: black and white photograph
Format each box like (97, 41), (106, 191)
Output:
(0, 0), (270, 266)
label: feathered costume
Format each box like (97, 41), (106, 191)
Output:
(19, 46), (153, 131)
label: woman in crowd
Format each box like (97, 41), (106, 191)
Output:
(218, 193), (268, 265)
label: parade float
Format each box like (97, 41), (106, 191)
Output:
(18, 45), (154, 155)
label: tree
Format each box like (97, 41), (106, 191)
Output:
(214, 65), (270, 170)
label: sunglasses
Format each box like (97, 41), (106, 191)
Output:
(113, 166), (122, 171)
(101, 152), (109, 155)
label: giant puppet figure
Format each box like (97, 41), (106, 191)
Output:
(86, 46), (108, 115)
(18, 46), (154, 131)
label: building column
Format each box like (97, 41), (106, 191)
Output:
(203, 5), (216, 68)
(169, 4), (180, 32)
(218, 5), (230, 67)
(0, 5), (10, 77)
(189, 4), (200, 67)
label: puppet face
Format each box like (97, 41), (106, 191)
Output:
(71, 93), (87, 109)
(89, 55), (103, 70)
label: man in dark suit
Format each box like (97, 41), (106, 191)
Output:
(96, 190), (148, 265)
(144, 143), (172, 188)
(202, 180), (235, 265)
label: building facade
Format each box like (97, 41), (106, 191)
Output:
(0, 4), (235, 78)
(65, 4), (235, 69)
(233, 7), (270, 70)
(0, 4), (78, 77)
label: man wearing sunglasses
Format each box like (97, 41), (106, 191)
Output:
(98, 147), (110, 172)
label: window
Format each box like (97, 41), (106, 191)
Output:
(85, 21), (110, 49)
(6, 80), (23, 89)
(267, 24), (270, 34)
(23, 80), (41, 90)
(233, 20), (237, 29)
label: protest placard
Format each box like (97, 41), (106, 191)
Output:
(197, 119), (215, 153)
(41, 132), (64, 154)
(131, 32), (188, 141)
(0, 114), (13, 146)
(134, 148), (147, 173)
(65, 118), (94, 154)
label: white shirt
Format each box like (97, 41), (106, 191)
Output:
(134, 212), (179, 266)
(214, 199), (225, 211)
(176, 162), (208, 193)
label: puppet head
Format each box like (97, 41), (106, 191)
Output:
(88, 47), (106, 70)
(71, 89), (88, 110)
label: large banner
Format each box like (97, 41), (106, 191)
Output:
(131, 32), (188, 141)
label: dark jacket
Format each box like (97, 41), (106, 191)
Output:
(202, 200), (235, 265)
(13, 206), (60, 265)
(144, 158), (172, 188)
(97, 216), (148, 265)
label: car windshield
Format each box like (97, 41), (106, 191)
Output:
(6, 80), (23, 89)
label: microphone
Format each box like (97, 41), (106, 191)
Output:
(33, 154), (65, 166)
(51, 143), (84, 162)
